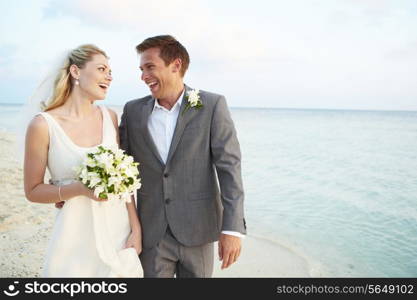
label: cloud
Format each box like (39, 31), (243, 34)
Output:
(55, 0), (276, 62)
(1, 0), (417, 109)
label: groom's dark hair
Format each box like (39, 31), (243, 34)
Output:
(136, 35), (190, 77)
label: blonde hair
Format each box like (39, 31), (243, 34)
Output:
(43, 44), (108, 111)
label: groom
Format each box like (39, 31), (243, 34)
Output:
(119, 35), (246, 277)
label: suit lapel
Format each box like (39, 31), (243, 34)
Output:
(139, 99), (165, 166)
(166, 85), (194, 165)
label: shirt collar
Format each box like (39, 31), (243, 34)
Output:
(153, 88), (185, 113)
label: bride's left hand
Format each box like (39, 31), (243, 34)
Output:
(125, 231), (142, 255)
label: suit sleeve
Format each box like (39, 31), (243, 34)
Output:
(210, 96), (246, 234)
(119, 103), (130, 155)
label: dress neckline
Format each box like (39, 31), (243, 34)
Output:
(43, 105), (105, 150)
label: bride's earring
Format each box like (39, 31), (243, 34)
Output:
(75, 79), (79, 85)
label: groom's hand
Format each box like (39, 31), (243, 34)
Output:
(218, 234), (241, 269)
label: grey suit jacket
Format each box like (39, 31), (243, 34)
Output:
(119, 85), (246, 249)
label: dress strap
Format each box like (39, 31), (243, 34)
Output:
(37, 111), (54, 128)
(36, 112), (59, 144)
(99, 105), (112, 125)
(99, 106), (117, 145)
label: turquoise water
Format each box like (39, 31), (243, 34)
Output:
(2, 103), (417, 277)
(233, 108), (417, 277)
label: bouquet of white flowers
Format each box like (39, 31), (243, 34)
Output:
(76, 145), (141, 203)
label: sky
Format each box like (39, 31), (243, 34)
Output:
(0, 0), (416, 110)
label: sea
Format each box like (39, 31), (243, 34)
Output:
(1, 102), (417, 277)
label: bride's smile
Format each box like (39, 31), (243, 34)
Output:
(73, 54), (113, 101)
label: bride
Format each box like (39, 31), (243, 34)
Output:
(23, 44), (142, 277)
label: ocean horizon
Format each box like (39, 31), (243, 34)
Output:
(1, 101), (417, 112)
(1, 103), (417, 277)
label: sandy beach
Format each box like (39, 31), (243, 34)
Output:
(0, 129), (311, 278)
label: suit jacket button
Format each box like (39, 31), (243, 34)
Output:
(165, 198), (170, 204)
(164, 173), (168, 178)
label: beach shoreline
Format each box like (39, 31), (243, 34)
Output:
(0, 129), (311, 277)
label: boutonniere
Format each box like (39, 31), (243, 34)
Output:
(182, 89), (203, 115)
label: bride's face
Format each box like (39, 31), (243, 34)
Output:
(77, 54), (112, 100)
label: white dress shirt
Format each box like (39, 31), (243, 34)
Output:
(147, 90), (244, 238)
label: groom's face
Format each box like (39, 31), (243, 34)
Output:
(139, 47), (178, 100)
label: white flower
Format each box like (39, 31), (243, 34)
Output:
(182, 89), (203, 116)
(114, 148), (125, 160)
(124, 167), (136, 178)
(187, 89), (201, 107)
(76, 145), (141, 204)
(133, 181), (142, 191)
(79, 168), (89, 184)
(88, 174), (102, 188)
(108, 175), (121, 187)
(124, 155), (134, 164)
(94, 185), (105, 198)
(97, 153), (114, 171)
(181, 89), (203, 115)
(86, 157), (96, 167)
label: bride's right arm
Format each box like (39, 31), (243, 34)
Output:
(23, 115), (90, 204)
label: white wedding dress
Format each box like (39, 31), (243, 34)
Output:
(38, 105), (141, 277)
